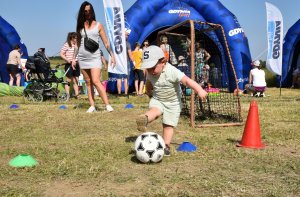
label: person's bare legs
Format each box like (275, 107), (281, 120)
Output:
(90, 68), (109, 105)
(136, 107), (161, 132)
(8, 74), (14, 86)
(144, 107), (161, 122)
(136, 108), (172, 155)
(16, 73), (21, 86)
(117, 78), (122, 95)
(72, 76), (79, 96)
(162, 124), (173, 156)
(65, 76), (71, 95)
(138, 81), (144, 95)
(135, 80), (139, 95)
(124, 78), (128, 95)
(81, 69), (95, 107)
(162, 124), (174, 147)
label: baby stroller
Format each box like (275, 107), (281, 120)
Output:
(23, 55), (69, 102)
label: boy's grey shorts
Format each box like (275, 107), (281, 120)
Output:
(149, 98), (181, 127)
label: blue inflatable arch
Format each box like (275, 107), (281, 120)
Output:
(281, 19), (300, 87)
(0, 16), (28, 84)
(121, 0), (252, 91)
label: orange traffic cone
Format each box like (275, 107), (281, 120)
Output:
(237, 100), (265, 149)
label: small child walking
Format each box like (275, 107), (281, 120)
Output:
(136, 45), (207, 156)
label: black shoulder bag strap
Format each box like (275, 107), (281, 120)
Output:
(83, 26), (88, 38)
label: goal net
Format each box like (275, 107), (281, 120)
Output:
(157, 20), (243, 127)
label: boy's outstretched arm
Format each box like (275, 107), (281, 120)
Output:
(181, 76), (207, 99)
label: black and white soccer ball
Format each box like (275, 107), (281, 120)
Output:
(134, 132), (166, 163)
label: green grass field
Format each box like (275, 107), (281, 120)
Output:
(0, 88), (299, 196)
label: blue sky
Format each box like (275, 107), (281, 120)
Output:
(0, 0), (299, 60)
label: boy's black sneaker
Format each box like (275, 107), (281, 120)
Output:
(164, 146), (171, 157)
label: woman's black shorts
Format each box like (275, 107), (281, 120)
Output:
(134, 69), (145, 81)
(6, 64), (20, 75)
(65, 63), (80, 78)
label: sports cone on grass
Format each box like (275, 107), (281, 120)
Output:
(237, 100), (265, 149)
(177, 141), (197, 152)
(9, 154), (38, 168)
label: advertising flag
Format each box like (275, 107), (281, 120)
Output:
(103, 0), (127, 75)
(266, 2), (283, 76)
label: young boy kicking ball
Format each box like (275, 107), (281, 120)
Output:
(136, 45), (207, 156)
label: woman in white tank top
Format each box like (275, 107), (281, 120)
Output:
(247, 60), (267, 97)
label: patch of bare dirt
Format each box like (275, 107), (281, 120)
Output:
(43, 181), (96, 197)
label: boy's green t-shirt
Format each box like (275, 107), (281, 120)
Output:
(147, 63), (185, 103)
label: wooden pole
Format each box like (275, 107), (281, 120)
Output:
(190, 20), (195, 128)
(195, 122), (244, 128)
